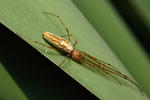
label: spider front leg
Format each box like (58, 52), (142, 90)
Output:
(43, 12), (71, 41)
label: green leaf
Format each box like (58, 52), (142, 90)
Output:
(72, 0), (150, 98)
(0, 62), (28, 100)
(0, 0), (149, 99)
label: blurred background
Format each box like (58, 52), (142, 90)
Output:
(111, 0), (150, 56)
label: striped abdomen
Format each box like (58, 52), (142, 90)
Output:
(42, 32), (73, 53)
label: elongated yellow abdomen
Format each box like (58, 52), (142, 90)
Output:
(42, 32), (73, 53)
